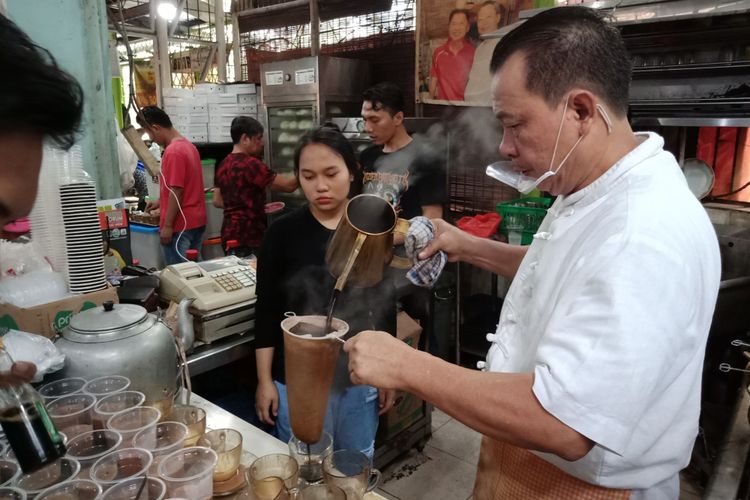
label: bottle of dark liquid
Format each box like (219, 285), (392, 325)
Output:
(0, 339), (65, 473)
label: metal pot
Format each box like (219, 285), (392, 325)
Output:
(325, 194), (410, 290)
(53, 300), (193, 409)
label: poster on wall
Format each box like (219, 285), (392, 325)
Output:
(415, 0), (532, 107)
(134, 61), (158, 108)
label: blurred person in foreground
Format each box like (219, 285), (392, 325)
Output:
(0, 13), (84, 383)
(346, 6), (720, 499)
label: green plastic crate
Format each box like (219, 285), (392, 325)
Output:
(496, 197), (553, 245)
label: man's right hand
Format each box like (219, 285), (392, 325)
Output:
(145, 199), (160, 213)
(255, 379), (279, 425)
(419, 218), (473, 262)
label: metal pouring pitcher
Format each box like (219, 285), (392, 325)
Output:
(282, 314), (349, 444)
(325, 194), (411, 291)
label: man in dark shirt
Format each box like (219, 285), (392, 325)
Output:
(360, 82), (447, 221)
(360, 82), (448, 346)
(213, 116), (298, 256)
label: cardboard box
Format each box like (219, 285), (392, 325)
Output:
(0, 286), (119, 339)
(396, 310), (422, 347)
(379, 312), (425, 439)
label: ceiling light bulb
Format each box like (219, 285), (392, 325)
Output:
(157, 2), (177, 21)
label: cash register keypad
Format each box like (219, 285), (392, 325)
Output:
(211, 267), (256, 292)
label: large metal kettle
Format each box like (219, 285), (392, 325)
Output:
(53, 300), (194, 411)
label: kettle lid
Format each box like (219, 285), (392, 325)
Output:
(68, 301), (149, 334)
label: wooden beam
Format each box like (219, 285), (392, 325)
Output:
(109, 2), (150, 21)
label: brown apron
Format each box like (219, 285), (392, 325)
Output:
(473, 437), (631, 500)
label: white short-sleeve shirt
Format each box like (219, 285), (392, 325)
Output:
(486, 133), (721, 498)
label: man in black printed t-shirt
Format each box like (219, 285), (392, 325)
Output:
(359, 82), (447, 221)
(359, 81), (448, 350)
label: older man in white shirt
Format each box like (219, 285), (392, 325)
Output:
(345, 6), (720, 499)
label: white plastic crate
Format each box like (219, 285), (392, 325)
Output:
(169, 114), (191, 127)
(237, 103), (258, 115)
(209, 112), (235, 122)
(163, 96), (190, 107)
(237, 94), (257, 105)
(194, 83), (225, 94)
(224, 83), (256, 95)
(189, 113), (209, 124)
(208, 103), (239, 114)
(162, 88), (193, 98)
(207, 93), (239, 105)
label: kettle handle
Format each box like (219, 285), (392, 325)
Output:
(394, 218), (410, 236)
(335, 232), (367, 292)
(390, 218), (412, 269)
(390, 256), (412, 269)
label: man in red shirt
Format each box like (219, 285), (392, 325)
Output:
(139, 106), (207, 265)
(213, 116), (298, 257)
(429, 9), (476, 101)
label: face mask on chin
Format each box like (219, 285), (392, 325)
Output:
(486, 96), (613, 194)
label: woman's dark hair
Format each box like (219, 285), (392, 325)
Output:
(293, 124), (363, 197)
(136, 106), (173, 129)
(0, 14), (83, 149)
(490, 6), (630, 117)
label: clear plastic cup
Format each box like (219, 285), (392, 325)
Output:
(16, 457), (81, 496)
(100, 476), (167, 500)
(197, 428), (242, 482)
(168, 406), (206, 447)
(46, 393), (97, 438)
(82, 375), (131, 398)
(158, 447), (217, 500)
(0, 486), (25, 499)
(90, 448), (153, 489)
(133, 422), (188, 474)
(36, 479), (102, 500)
(38, 378), (86, 401)
(506, 224), (524, 246)
(0, 459), (20, 487)
(106, 406), (161, 447)
(65, 429), (123, 479)
(93, 391), (146, 430)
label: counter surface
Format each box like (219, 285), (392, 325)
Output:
(190, 393), (384, 499)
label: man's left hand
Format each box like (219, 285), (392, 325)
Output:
(378, 388), (396, 416)
(344, 331), (415, 389)
(160, 226), (174, 246)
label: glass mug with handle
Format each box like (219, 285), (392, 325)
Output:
(248, 454), (300, 500)
(322, 450), (381, 500)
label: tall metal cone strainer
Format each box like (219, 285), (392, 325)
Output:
(281, 315), (349, 444)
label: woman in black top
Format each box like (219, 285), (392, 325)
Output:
(254, 125), (396, 458)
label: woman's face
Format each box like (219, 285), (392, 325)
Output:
(298, 143), (352, 214)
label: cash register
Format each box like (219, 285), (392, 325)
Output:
(159, 256), (256, 344)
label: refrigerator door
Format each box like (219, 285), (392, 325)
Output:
(267, 104), (316, 174)
(267, 104), (316, 211)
